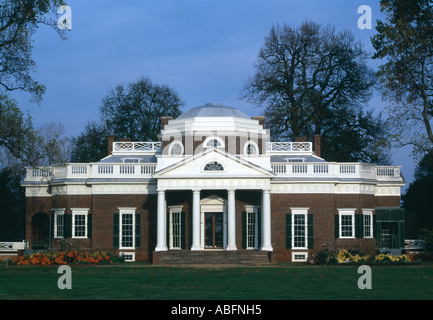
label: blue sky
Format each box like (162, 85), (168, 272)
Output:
(10, 0), (416, 186)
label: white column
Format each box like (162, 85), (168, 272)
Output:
(261, 189), (273, 251)
(155, 189), (167, 251)
(226, 189), (237, 250)
(191, 189), (201, 250)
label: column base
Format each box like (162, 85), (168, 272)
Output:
(260, 245), (273, 251)
(226, 245), (237, 251)
(155, 245), (168, 252)
(191, 245), (202, 251)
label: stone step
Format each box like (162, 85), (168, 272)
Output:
(153, 250), (274, 265)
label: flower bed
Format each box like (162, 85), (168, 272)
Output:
(12, 250), (123, 266)
(308, 245), (412, 265)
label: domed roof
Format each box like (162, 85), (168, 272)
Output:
(177, 103), (250, 120)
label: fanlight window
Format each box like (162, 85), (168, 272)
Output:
(203, 161), (224, 171)
(205, 138), (223, 148)
(169, 141), (183, 156)
(245, 141), (258, 155)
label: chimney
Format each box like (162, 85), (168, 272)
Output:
(314, 135), (321, 158)
(252, 116), (266, 127)
(160, 116), (173, 130)
(107, 135), (115, 156)
(294, 137), (307, 142)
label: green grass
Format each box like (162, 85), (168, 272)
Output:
(1, 263), (433, 300)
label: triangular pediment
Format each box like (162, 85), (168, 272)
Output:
(153, 148), (274, 179)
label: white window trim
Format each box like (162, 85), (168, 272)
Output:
(245, 205), (260, 250)
(203, 136), (225, 149)
(169, 140), (184, 156)
(292, 252), (308, 262)
(119, 251), (136, 262)
(52, 208), (65, 239)
(362, 209), (374, 238)
(338, 209), (356, 239)
(71, 208), (89, 239)
(168, 205), (183, 250)
(291, 208), (309, 249)
(244, 140), (259, 156)
(119, 207), (136, 249)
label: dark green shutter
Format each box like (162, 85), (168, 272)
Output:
(257, 210), (262, 249)
(135, 213), (141, 248)
(113, 213), (119, 248)
(355, 214), (363, 238)
(286, 214), (292, 249)
(166, 211), (170, 248)
(64, 214), (72, 238)
(50, 214), (55, 239)
(307, 213), (314, 249)
(334, 214), (339, 239)
(87, 214), (92, 238)
(181, 212), (186, 249)
(242, 211), (247, 249)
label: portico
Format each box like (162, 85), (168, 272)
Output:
(154, 180), (273, 252)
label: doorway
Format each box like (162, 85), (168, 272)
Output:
(205, 212), (224, 249)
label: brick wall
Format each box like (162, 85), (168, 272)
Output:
(25, 190), (400, 262)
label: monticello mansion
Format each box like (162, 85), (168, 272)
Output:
(22, 103), (406, 263)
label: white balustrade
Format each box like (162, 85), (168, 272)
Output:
(113, 141), (162, 153)
(266, 142), (313, 153)
(271, 162), (402, 181)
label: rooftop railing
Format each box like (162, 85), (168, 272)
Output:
(23, 162), (402, 183)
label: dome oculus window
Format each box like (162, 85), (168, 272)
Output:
(203, 161), (224, 171)
(169, 141), (184, 156)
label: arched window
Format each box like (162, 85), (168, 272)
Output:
(203, 161), (224, 171)
(169, 141), (183, 156)
(204, 137), (224, 149)
(244, 141), (259, 155)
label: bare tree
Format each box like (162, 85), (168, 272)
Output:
(241, 21), (388, 163)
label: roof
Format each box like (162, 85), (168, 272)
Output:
(177, 103), (250, 120)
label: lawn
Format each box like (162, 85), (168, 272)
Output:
(1, 263), (433, 300)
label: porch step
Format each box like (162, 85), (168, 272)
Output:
(152, 250), (275, 265)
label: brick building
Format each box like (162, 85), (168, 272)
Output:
(22, 103), (406, 263)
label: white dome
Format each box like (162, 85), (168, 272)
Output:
(177, 103), (250, 120)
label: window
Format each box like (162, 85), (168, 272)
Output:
(121, 211), (135, 249)
(72, 209), (89, 238)
(169, 206), (183, 249)
(243, 206), (259, 249)
(122, 158), (141, 163)
(338, 210), (355, 238)
(203, 161), (224, 171)
(244, 141), (259, 155)
(53, 209), (65, 238)
(246, 210), (258, 249)
(291, 208), (308, 249)
(363, 210), (373, 238)
(204, 137), (224, 149)
(113, 208), (141, 250)
(169, 141), (183, 156)
(292, 252), (308, 262)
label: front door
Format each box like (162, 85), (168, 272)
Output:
(205, 212), (223, 249)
